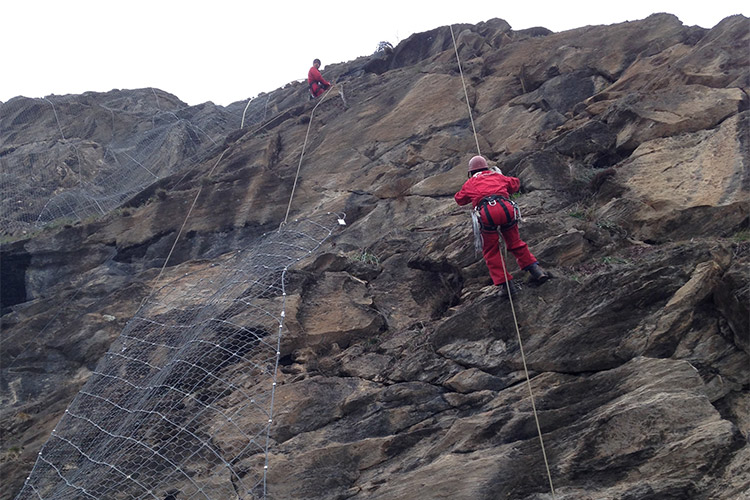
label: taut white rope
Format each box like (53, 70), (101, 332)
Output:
(449, 25), (481, 156)
(282, 84), (336, 227)
(450, 23), (556, 498)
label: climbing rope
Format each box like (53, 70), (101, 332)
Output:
(450, 24), (556, 498)
(281, 84), (337, 227)
(144, 76), (337, 293)
(449, 25), (481, 156)
(146, 80), (337, 288)
(140, 148), (228, 307)
(499, 248), (556, 498)
(136, 84), (345, 499)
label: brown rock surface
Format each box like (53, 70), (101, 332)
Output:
(1, 12), (748, 500)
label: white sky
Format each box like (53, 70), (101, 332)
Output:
(2, 0), (747, 106)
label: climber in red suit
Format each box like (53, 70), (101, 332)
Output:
(308, 59), (331, 98)
(455, 155), (548, 297)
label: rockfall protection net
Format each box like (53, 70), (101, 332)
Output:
(0, 90), (273, 235)
(14, 214), (342, 500)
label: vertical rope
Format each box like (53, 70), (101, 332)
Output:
(451, 23), (556, 497)
(264, 265), (288, 497)
(140, 148), (228, 307)
(241, 98), (253, 129)
(281, 84), (335, 227)
(43, 97), (66, 140)
(500, 245), (556, 498)
(449, 25), (481, 156)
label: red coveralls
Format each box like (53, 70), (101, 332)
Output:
(308, 66), (331, 98)
(455, 170), (537, 285)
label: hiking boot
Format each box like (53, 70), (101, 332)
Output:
(496, 281), (521, 299)
(524, 262), (549, 284)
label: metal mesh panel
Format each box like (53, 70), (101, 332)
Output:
(0, 90), (274, 235)
(15, 214), (342, 499)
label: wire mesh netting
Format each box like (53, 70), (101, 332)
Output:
(0, 89), (274, 235)
(14, 214), (343, 499)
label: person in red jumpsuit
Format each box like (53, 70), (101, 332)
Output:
(455, 155), (549, 297)
(308, 59), (331, 98)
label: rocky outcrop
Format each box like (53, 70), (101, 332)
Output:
(1, 12), (748, 500)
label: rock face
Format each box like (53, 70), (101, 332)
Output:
(0, 89), (243, 235)
(1, 12), (749, 500)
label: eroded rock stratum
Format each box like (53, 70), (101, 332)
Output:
(1, 12), (748, 500)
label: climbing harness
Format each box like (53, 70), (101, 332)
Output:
(470, 195), (519, 255)
(309, 81), (329, 99)
(475, 195), (520, 231)
(450, 24), (556, 499)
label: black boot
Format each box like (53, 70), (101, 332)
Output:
(525, 262), (549, 283)
(497, 280), (521, 299)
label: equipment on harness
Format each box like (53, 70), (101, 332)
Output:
(475, 195), (521, 231)
(309, 81), (330, 98)
(471, 210), (484, 255)
(470, 194), (522, 255)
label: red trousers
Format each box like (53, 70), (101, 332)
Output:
(310, 82), (328, 97)
(478, 200), (536, 284)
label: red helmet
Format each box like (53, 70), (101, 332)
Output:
(468, 155), (488, 172)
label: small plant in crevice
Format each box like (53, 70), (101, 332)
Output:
(350, 249), (380, 266)
(567, 202), (594, 221)
(596, 218), (628, 237)
(4, 446), (22, 460)
(602, 255), (630, 265)
(569, 210), (588, 220)
(733, 229), (750, 242)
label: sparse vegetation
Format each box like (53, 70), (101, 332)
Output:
(569, 210), (588, 220)
(2, 445), (23, 462)
(568, 203), (594, 221)
(15, 412), (32, 422)
(350, 249), (380, 266)
(597, 218), (627, 237)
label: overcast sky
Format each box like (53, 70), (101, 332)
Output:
(2, 0), (747, 106)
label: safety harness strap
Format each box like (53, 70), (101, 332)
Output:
(476, 195), (518, 231)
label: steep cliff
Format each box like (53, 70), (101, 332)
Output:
(1, 13), (748, 500)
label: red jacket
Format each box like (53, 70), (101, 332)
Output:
(308, 66), (330, 86)
(454, 170), (521, 208)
